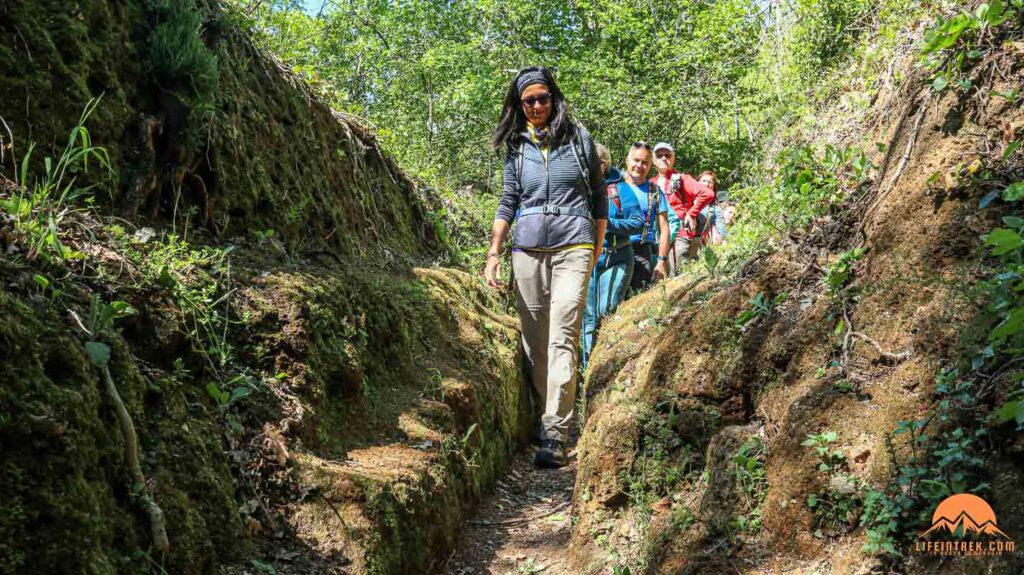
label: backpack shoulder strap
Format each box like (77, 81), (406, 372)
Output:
(639, 183), (657, 243)
(567, 127), (588, 182)
(515, 140), (526, 189)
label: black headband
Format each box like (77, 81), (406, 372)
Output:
(516, 71), (548, 95)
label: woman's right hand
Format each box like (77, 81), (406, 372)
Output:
(484, 255), (504, 290)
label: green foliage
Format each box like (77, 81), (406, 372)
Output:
(620, 406), (702, 508)
(979, 192), (1024, 429)
(731, 437), (767, 533)
(702, 246), (720, 277)
(782, 0), (875, 84)
(825, 247), (866, 294)
(731, 144), (872, 256)
(735, 292), (787, 328)
(117, 229), (235, 371)
(234, 0), (765, 192)
(0, 98), (111, 264)
(145, 0), (219, 105)
(859, 488), (900, 555)
(802, 431), (871, 540)
(919, 0), (1021, 94)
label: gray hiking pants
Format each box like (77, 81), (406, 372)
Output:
(512, 248), (591, 443)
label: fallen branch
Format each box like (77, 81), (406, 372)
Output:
(100, 364), (169, 553)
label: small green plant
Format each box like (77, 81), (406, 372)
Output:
(0, 98), (111, 264)
(205, 373), (255, 409)
(120, 231), (235, 371)
(859, 487), (900, 555)
(731, 437), (767, 533)
(802, 431), (865, 537)
(735, 292), (787, 328)
(440, 423), (479, 467)
(702, 246), (720, 276)
(253, 228), (275, 243)
(145, 0), (219, 106)
(802, 431), (845, 472)
(619, 407), (701, 510)
(824, 247), (866, 294)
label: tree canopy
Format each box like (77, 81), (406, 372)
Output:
(230, 0), (915, 194)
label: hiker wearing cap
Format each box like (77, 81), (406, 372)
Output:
(650, 143), (715, 275)
(625, 142), (671, 294)
(484, 66), (607, 469)
(581, 144), (645, 368)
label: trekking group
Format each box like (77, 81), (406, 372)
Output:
(483, 66), (736, 468)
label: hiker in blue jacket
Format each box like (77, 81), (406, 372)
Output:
(582, 144), (644, 367)
(625, 142), (671, 294)
(483, 67), (607, 469)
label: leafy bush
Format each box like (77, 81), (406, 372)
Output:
(920, 0), (1022, 93)
(730, 144), (872, 256)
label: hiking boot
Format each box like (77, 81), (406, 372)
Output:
(534, 439), (566, 469)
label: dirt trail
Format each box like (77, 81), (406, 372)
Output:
(445, 444), (578, 575)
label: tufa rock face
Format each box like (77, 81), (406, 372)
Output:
(0, 0), (443, 261)
(0, 2), (523, 574)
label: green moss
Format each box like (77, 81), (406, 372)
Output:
(0, 289), (245, 574)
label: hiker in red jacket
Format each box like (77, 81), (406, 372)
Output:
(650, 142), (715, 276)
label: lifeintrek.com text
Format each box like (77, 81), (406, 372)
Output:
(915, 541), (1016, 556)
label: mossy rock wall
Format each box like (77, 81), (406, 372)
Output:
(0, 2), (526, 573)
(0, 289), (242, 574)
(0, 0), (442, 260)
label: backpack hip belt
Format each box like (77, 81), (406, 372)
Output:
(518, 205), (592, 219)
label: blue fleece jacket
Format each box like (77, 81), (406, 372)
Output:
(603, 168), (645, 250)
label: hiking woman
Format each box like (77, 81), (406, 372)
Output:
(483, 67), (607, 468)
(581, 144), (644, 368)
(697, 170), (729, 245)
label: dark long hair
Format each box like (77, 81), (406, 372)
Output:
(491, 66), (576, 152)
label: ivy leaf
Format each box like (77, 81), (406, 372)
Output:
(1003, 182), (1024, 201)
(932, 75), (949, 92)
(989, 307), (1024, 342)
(983, 228), (1022, 255)
(994, 401), (1024, 424)
(85, 341), (111, 367)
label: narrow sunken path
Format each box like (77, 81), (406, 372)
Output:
(444, 443), (578, 575)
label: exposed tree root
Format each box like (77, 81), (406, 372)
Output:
(100, 364), (170, 553)
(848, 331), (912, 363)
(840, 304), (912, 379)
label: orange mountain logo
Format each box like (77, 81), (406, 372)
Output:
(916, 494), (1015, 557)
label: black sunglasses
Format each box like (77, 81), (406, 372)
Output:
(522, 94), (552, 107)
(631, 141), (652, 150)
